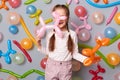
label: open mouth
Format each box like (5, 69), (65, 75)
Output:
(59, 21), (64, 25)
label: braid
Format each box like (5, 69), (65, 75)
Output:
(49, 33), (55, 51)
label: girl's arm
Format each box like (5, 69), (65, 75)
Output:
(36, 36), (47, 54)
(72, 32), (88, 63)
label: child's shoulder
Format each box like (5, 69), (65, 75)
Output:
(69, 29), (77, 36)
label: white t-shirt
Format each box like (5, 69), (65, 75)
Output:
(38, 29), (87, 63)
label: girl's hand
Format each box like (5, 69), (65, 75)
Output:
(35, 36), (41, 49)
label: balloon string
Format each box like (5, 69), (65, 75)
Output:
(78, 43), (115, 69)
(0, 69), (45, 79)
(86, 0), (120, 8)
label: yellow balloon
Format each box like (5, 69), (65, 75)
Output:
(20, 38), (33, 50)
(114, 12), (120, 25)
(106, 53), (120, 66)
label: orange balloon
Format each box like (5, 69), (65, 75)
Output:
(114, 12), (120, 25)
(20, 38), (33, 50)
(72, 59), (81, 71)
(107, 53), (120, 66)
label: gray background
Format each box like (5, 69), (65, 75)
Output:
(0, 0), (120, 80)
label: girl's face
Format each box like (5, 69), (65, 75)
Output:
(54, 8), (68, 31)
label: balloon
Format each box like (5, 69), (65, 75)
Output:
(26, 5), (37, 14)
(74, 5), (87, 17)
(0, 40), (16, 64)
(106, 6), (118, 25)
(95, 32), (105, 40)
(104, 27), (117, 39)
(72, 60), (81, 71)
(118, 42), (120, 51)
(13, 40), (32, 63)
(0, 13), (2, 22)
(7, 12), (20, 25)
(9, 25), (18, 34)
(40, 57), (47, 69)
(114, 72), (120, 80)
(12, 53), (25, 65)
(78, 29), (91, 42)
(0, 32), (3, 42)
(91, 12), (104, 24)
(36, 76), (45, 80)
(24, 0), (37, 5)
(106, 53), (120, 66)
(20, 38), (33, 50)
(20, 16), (37, 45)
(72, 76), (82, 80)
(82, 38), (110, 66)
(7, 75), (18, 80)
(43, 0), (52, 4)
(8, 0), (21, 8)
(114, 12), (120, 25)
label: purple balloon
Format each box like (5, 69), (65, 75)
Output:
(78, 29), (91, 42)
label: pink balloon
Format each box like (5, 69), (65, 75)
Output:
(78, 29), (91, 42)
(8, 0), (21, 8)
(7, 75), (18, 80)
(91, 12), (104, 24)
(114, 72), (120, 80)
(74, 5), (87, 17)
(95, 32), (105, 40)
(7, 12), (20, 25)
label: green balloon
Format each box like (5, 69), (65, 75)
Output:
(12, 53), (25, 65)
(72, 77), (82, 80)
(43, 0), (52, 4)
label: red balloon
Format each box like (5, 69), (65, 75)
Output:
(118, 42), (120, 50)
(8, 0), (21, 8)
(74, 6), (87, 17)
(40, 57), (48, 69)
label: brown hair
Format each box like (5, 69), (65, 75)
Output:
(49, 4), (74, 54)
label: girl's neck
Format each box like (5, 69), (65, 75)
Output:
(60, 26), (67, 31)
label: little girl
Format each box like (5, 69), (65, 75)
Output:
(36, 4), (92, 80)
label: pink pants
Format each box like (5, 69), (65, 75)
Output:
(45, 58), (72, 80)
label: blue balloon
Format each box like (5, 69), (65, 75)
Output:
(104, 27), (117, 39)
(36, 76), (45, 80)
(9, 25), (18, 34)
(26, 5), (37, 14)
